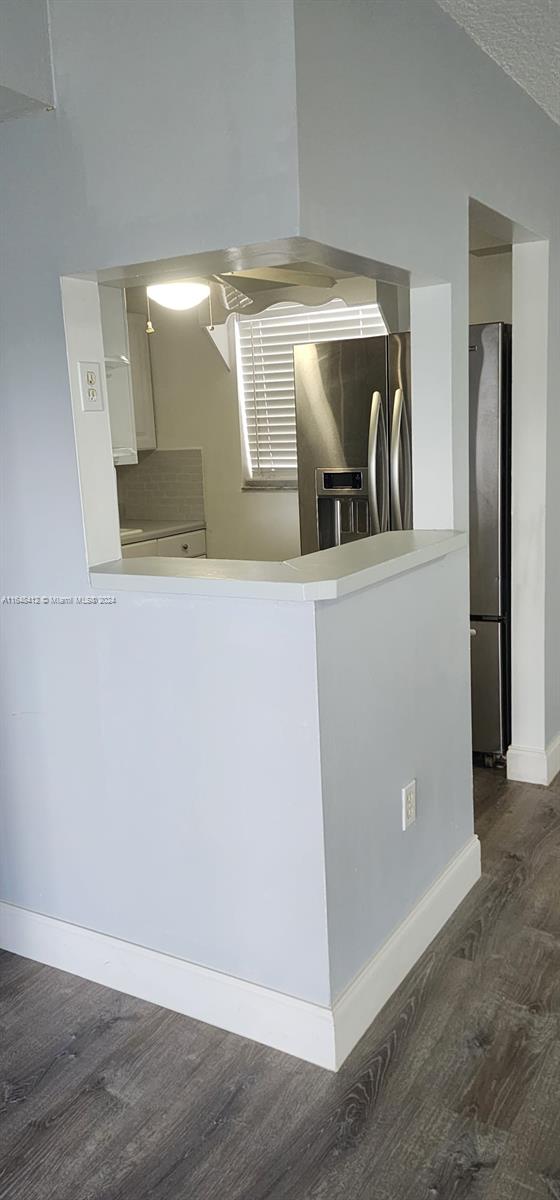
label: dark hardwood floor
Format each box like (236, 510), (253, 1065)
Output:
(2, 768), (560, 1199)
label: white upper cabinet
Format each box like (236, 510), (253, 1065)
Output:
(99, 285), (138, 466)
(127, 311), (156, 450)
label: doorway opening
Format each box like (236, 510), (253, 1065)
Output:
(468, 199), (549, 781)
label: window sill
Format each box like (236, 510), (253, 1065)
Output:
(242, 480), (298, 493)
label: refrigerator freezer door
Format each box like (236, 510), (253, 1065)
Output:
(294, 337), (388, 554)
(469, 323), (507, 617)
(388, 333), (413, 530)
(470, 619), (508, 755)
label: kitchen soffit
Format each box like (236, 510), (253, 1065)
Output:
(92, 239), (414, 291)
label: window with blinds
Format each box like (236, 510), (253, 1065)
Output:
(235, 299), (386, 485)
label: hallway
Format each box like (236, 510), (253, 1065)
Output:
(1, 768), (559, 1199)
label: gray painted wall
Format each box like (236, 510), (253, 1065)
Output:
(0, 0), (302, 984)
(2, 0), (560, 1003)
(294, 0), (560, 749)
(0, 0), (54, 108)
(0, 587), (329, 1002)
(316, 548), (473, 998)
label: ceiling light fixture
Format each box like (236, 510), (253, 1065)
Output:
(146, 281), (210, 311)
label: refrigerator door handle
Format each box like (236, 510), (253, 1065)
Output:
(333, 498), (342, 546)
(368, 390), (388, 534)
(391, 387), (412, 530)
(402, 394), (412, 528)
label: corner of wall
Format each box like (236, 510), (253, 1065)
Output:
(507, 733), (560, 786)
(292, 0), (306, 240)
(310, 600), (334, 1008)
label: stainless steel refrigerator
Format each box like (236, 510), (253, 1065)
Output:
(469, 322), (512, 761)
(294, 333), (412, 555)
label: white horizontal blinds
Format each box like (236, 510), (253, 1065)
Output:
(237, 300), (386, 481)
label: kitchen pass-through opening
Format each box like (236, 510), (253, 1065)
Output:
(61, 237), (423, 572)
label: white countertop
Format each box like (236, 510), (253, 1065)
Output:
(120, 520), (206, 545)
(91, 530), (467, 602)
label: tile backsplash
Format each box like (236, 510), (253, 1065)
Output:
(117, 449), (205, 524)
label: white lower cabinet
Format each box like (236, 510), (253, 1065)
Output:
(121, 539), (158, 558)
(121, 530), (206, 559)
(156, 530), (206, 558)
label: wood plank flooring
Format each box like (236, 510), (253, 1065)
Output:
(2, 768), (560, 1199)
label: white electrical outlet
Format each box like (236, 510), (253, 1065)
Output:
(402, 779), (416, 831)
(78, 361), (104, 412)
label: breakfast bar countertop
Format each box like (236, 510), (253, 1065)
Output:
(92, 529), (467, 602)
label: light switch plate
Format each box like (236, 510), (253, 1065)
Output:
(79, 361), (104, 412)
(402, 779), (417, 831)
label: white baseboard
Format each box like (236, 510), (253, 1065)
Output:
(332, 835), (481, 1067)
(0, 901), (336, 1069)
(507, 732), (560, 786)
(0, 836), (480, 1073)
(549, 734), (560, 784)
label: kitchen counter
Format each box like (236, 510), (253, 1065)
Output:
(120, 520), (206, 545)
(92, 529), (467, 601)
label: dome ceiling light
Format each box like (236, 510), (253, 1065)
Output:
(146, 281), (210, 311)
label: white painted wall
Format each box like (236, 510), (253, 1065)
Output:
(469, 252), (512, 324)
(62, 277), (121, 567)
(508, 241), (549, 776)
(137, 299), (301, 561)
(294, 0), (560, 770)
(544, 242), (560, 752)
(0, 0), (54, 111)
(317, 547), (473, 997)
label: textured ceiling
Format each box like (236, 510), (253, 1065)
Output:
(435, 0), (560, 125)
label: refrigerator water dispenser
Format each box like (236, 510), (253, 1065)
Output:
(315, 468), (370, 549)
